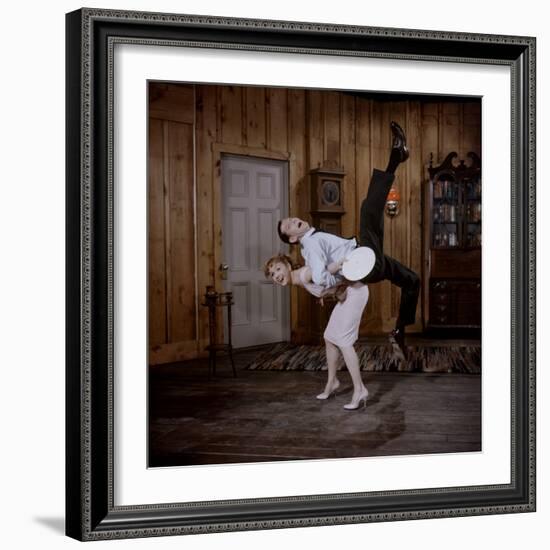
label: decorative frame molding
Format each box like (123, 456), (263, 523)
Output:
(66, 8), (536, 541)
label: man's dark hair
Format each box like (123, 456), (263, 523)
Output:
(277, 220), (291, 244)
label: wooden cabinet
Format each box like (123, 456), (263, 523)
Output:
(424, 152), (481, 329)
(429, 279), (481, 327)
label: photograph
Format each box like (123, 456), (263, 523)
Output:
(147, 81), (483, 468)
(1, 0), (546, 547)
(62, 4), (536, 541)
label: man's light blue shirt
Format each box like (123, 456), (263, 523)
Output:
(300, 228), (357, 287)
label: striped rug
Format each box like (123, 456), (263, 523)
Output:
(245, 342), (481, 374)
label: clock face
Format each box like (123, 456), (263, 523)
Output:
(320, 179), (340, 206)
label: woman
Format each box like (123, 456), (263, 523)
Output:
(264, 254), (369, 410)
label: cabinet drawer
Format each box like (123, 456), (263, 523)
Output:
(433, 292), (450, 304)
(433, 303), (449, 314)
(431, 249), (481, 278)
(429, 277), (481, 327)
(431, 280), (450, 291)
(431, 314), (450, 325)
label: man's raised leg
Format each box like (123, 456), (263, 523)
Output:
(358, 169), (395, 274)
(357, 121), (417, 361)
(359, 121), (409, 265)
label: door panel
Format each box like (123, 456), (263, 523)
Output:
(221, 155), (289, 348)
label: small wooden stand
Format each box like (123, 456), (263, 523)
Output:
(202, 287), (237, 378)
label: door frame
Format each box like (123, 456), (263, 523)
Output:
(213, 143), (294, 345)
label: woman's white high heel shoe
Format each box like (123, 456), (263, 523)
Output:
(316, 379), (340, 400)
(343, 387), (369, 410)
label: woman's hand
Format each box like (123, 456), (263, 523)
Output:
(319, 282), (349, 304)
(318, 287), (332, 306)
(327, 259), (346, 275)
(334, 282), (349, 302)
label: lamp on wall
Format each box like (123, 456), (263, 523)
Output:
(385, 186), (401, 218)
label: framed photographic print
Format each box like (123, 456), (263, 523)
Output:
(66, 7), (536, 541)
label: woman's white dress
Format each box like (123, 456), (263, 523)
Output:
(298, 268), (369, 348)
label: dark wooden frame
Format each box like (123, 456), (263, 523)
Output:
(66, 8), (536, 541)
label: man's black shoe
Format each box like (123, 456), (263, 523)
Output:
(389, 328), (408, 362)
(390, 121), (410, 163)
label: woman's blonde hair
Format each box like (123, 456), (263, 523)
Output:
(263, 253), (301, 278)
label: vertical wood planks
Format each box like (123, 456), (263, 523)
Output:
(166, 121), (196, 343)
(324, 91), (341, 168)
(406, 102), (424, 331)
(307, 90), (324, 172)
(267, 87), (288, 153)
(149, 83), (194, 123)
(162, 122), (172, 341)
(148, 118), (167, 347)
(439, 103), (461, 159)
(220, 86), (243, 145)
(196, 85), (217, 346)
(421, 102), (440, 326)
(462, 102), (482, 156)
(245, 86), (267, 148)
(288, 88), (308, 338)
(421, 103), (439, 167)
(340, 94), (356, 239)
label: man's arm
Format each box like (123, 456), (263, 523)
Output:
(300, 277), (348, 305)
(300, 261), (342, 285)
(303, 240), (340, 288)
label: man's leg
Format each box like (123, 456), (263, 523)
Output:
(382, 255), (420, 360)
(383, 256), (420, 328)
(358, 169), (395, 274)
(356, 121), (416, 361)
(359, 121), (409, 279)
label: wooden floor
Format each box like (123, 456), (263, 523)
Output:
(149, 346), (481, 467)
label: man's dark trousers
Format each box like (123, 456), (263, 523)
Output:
(359, 169), (420, 328)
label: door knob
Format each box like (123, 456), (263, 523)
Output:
(219, 263), (229, 280)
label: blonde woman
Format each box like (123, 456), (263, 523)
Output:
(264, 255), (369, 410)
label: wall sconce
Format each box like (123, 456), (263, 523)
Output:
(385, 186), (401, 218)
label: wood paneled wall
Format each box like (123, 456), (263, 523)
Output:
(148, 82), (481, 365)
(148, 85), (197, 364)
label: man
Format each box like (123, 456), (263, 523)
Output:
(277, 121), (419, 361)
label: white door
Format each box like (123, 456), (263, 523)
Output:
(221, 155), (290, 348)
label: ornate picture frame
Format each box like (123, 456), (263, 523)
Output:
(66, 8), (536, 541)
